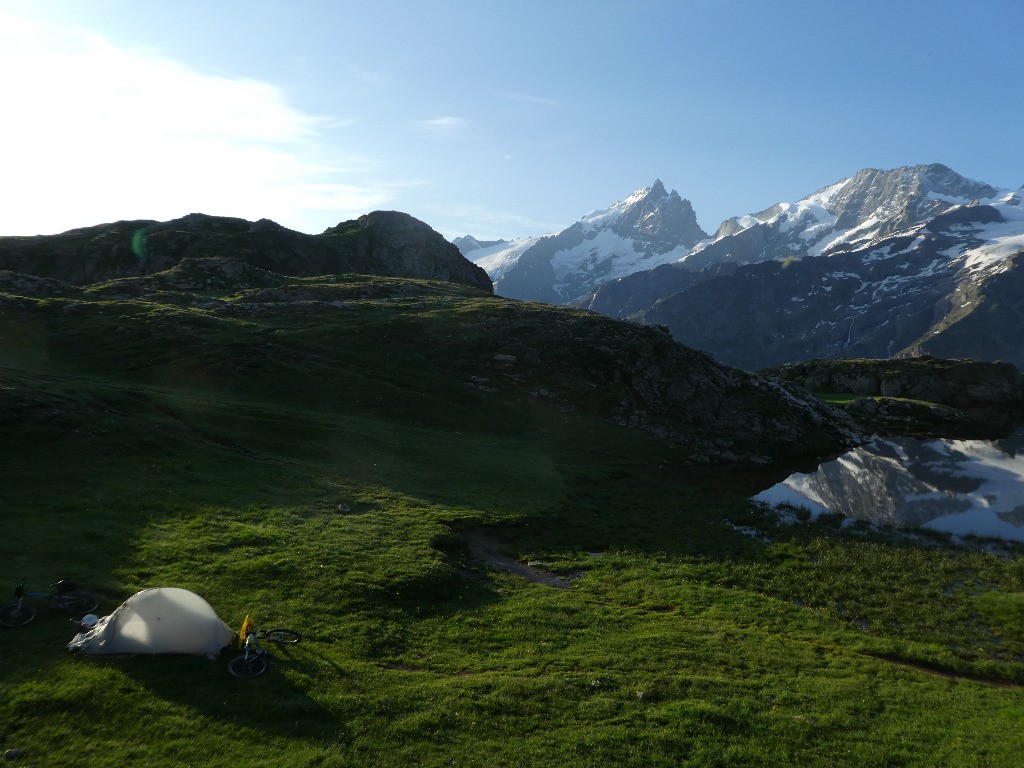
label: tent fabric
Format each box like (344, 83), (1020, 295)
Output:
(68, 587), (236, 656)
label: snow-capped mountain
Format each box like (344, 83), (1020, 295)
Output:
(454, 235), (544, 286)
(458, 164), (1024, 371)
(451, 235), (510, 256)
(678, 163), (1001, 272)
(456, 180), (707, 304)
(583, 165), (1024, 370)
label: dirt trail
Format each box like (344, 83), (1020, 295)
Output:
(462, 528), (573, 589)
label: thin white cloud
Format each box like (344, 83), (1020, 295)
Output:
(0, 12), (391, 235)
(419, 116), (473, 135)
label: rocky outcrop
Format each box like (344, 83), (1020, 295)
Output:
(465, 311), (863, 463)
(0, 270), (73, 298)
(322, 212), (493, 290)
(764, 357), (1024, 409)
(763, 357), (1024, 438)
(0, 211), (493, 293)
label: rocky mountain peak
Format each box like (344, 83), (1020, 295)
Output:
(825, 163), (999, 234)
(601, 181), (707, 252)
(452, 235), (509, 256)
(688, 164), (1004, 273)
(483, 181), (709, 304)
(323, 210), (424, 236)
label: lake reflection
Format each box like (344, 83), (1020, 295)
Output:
(754, 429), (1024, 542)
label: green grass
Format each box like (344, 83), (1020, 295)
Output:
(2, 276), (1024, 766)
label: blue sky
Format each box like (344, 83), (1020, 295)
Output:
(1, 0), (1022, 240)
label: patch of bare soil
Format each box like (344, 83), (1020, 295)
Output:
(462, 527), (574, 589)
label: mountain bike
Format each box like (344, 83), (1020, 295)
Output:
(227, 623), (302, 678)
(0, 578), (99, 627)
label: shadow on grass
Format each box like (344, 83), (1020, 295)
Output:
(114, 647), (350, 742)
(476, 457), (795, 562)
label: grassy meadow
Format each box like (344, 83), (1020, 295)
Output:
(2, 274), (1023, 766)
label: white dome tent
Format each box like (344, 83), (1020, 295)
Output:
(68, 587), (236, 656)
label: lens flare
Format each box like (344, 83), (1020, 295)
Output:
(131, 228), (147, 260)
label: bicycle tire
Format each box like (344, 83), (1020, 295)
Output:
(262, 628), (301, 644)
(0, 602), (36, 627)
(228, 654), (268, 678)
(65, 592), (99, 614)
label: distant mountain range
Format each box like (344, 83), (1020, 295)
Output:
(457, 164), (1024, 370)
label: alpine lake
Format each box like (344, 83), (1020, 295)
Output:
(756, 424), (1024, 547)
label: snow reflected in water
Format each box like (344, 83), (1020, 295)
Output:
(755, 429), (1024, 542)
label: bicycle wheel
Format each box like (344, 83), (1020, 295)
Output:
(228, 654), (268, 678)
(0, 602), (36, 627)
(262, 628), (301, 644)
(65, 592), (99, 614)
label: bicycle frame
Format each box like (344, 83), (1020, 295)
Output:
(242, 631), (267, 661)
(228, 630), (269, 678)
(24, 590), (78, 609)
(0, 579), (99, 628)
(227, 625), (300, 678)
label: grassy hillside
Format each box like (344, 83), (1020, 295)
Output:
(2, 268), (1023, 766)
